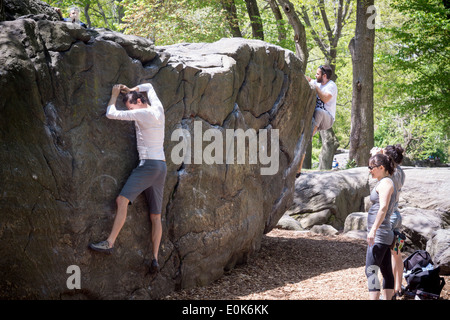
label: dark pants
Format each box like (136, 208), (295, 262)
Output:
(365, 243), (394, 291)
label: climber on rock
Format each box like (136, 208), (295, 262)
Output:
(89, 83), (166, 274)
(297, 65), (338, 177)
(55, 6), (87, 28)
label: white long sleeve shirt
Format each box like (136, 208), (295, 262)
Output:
(106, 83), (165, 161)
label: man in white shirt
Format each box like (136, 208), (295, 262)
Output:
(297, 65), (338, 177)
(89, 83), (166, 274)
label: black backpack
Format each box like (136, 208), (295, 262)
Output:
(403, 250), (446, 299)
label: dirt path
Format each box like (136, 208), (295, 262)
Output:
(164, 229), (449, 300)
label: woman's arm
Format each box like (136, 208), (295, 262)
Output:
(367, 179), (394, 246)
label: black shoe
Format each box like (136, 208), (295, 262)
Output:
(150, 259), (160, 274)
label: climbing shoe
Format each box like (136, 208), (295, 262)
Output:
(150, 258), (160, 274)
(89, 240), (114, 254)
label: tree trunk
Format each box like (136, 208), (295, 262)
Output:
(277, 0), (308, 72)
(244, 0), (264, 40)
(221, 0), (242, 37)
(304, 141), (312, 169)
(84, 4), (92, 28)
(267, 0), (287, 42)
(348, 0), (375, 166)
(318, 128), (340, 170)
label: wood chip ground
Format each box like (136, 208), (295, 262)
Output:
(164, 229), (449, 300)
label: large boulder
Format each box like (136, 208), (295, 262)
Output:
(398, 167), (450, 272)
(0, 6), (315, 299)
(426, 229), (450, 275)
(285, 167), (370, 229)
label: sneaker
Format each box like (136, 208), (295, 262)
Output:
(150, 258), (160, 273)
(89, 240), (113, 254)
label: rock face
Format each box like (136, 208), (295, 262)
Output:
(399, 168), (450, 274)
(0, 3), (315, 299)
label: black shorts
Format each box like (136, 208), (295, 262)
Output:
(120, 160), (167, 214)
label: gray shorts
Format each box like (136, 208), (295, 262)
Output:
(312, 107), (334, 132)
(390, 210), (402, 231)
(120, 159), (167, 214)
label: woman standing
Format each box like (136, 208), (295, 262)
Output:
(384, 144), (406, 296)
(365, 153), (397, 300)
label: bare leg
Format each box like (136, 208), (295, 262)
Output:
(391, 249), (404, 293)
(150, 213), (162, 260)
(297, 153), (306, 176)
(383, 289), (394, 300)
(106, 195), (130, 248)
(369, 291), (380, 300)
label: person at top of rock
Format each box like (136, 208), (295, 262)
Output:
(297, 64), (338, 177)
(55, 6), (87, 28)
(365, 153), (397, 300)
(89, 83), (166, 274)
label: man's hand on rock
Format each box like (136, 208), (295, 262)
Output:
(119, 84), (131, 94)
(111, 84), (121, 98)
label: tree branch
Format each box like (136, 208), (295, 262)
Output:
(277, 0), (308, 71)
(300, 5), (330, 59)
(318, 0), (333, 45)
(267, 0), (287, 42)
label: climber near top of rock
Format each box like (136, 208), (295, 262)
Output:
(55, 6), (87, 28)
(296, 64), (338, 177)
(89, 83), (167, 274)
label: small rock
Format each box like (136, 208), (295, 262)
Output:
(299, 209), (332, 229)
(310, 224), (338, 236)
(343, 212), (367, 233)
(276, 215), (303, 231)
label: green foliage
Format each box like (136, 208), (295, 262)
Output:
(345, 159), (356, 169)
(378, 0), (450, 130)
(374, 0), (449, 162)
(120, 0), (232, 44)
(374, 107), (449, 162)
